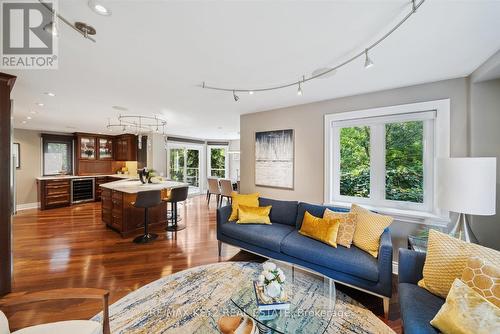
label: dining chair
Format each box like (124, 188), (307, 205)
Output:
(218, 179), (233, 207)
(207, 178), (221, 206)
(0, 288), (110, 334)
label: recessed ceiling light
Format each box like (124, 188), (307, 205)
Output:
(26, 116), (32, 120)
(44, 92), (56, 97)
(36, 102), (44, 107)
(112, 105), (128, 111)
(21, 120), (27, 124)
(89, 0), (112, 16)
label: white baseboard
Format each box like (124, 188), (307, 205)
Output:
(392, 260), (398, 275)
(16, 202), (40, 211)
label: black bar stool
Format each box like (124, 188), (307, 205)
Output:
(164, 186), (189, 232)
(132, 190), (161, 244)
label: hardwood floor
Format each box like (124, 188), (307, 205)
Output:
(1, 195), (401, 333)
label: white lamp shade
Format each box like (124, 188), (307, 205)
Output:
(437, 158), (497, 215)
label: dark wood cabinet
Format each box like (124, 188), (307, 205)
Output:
(94, 176), (109, 201)
(0, 72), (16, 296)
(38, 179), (71, 210)
(101, 188), (167, 237)
(77, 135), (97, 160)
(75, 133), (136, 175)
(97, 137), (113, 160)
(114, 134), (137, 161)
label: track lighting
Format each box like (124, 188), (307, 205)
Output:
(233, 90), (239, 102)
(201, 0), (425, 97)
(364, 49), (374, 69)
(43, 21), (58, 37)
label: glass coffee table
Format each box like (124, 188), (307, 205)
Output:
(230, 261), (336, 334)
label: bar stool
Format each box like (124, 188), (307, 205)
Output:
(164, 186), (189, 232)
(132, 190), (161, 244)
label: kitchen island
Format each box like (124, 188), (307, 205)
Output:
(100, 179), (187, 237)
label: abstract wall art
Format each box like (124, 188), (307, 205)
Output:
(255, 129), (294, 189)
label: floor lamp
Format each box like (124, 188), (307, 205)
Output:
(437, 158), (497, 243)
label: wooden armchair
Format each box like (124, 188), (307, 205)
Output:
(0, 288), (110, 334)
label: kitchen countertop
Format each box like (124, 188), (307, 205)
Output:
(100, 179), (188, 194)
(36, 174), (137, 181)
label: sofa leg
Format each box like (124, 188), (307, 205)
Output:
(218, 240), (222, 257)
(382, 297), (390, 319)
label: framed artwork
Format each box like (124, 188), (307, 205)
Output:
(13, 143), (20, 169)
(255, 129), (294, 189)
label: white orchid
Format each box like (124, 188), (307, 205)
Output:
(264, 271), (275, 281)
(258, 274), (265, 285)
(263, 262), (277, 272)
(278, 273), (286, 282)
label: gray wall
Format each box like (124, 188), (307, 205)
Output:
(13, 129), (41, 206)
(469, 78), (500, 250)
(240, 78), (471, 258)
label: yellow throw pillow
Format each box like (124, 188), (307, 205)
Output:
(237, 205), (272, 225)
(430, 278), (500, 334)
(299, 211), (341, 248)
(461, 257), (500, 308)
(351, 204), (393, 258)
(323, 209), (357, 248)
(229, 192), (259, 221)
(418, 230), (500, 299)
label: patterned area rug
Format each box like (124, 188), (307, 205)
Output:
(92, 262), (394, 334)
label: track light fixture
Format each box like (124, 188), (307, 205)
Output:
(364, 49), (374, 69)
(43, 20), (58, 37)
(38, 0), (96, 42)
(201, 0), (425, 97)
(297, 75), (305, 96)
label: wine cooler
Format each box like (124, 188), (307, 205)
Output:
(71, 178), (95, 203)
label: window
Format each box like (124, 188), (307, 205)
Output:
(208, 146), (228, 178)
(168, 146), (202, 189)
(42, 135), (74, 175)
(325, 100), (450, 218)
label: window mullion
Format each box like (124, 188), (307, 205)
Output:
(370, 124), (385, 204)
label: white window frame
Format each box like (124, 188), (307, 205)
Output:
(166, 142), (205, 191)
(207, 145), (229, 179)
(324, 99), (451, 225)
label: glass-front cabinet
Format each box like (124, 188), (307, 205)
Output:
(98, 137), (113, 159)
(79, 136), (96, 159)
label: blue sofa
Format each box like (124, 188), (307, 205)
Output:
(398, 249), (444, 334)
(216, 197), (393, 316)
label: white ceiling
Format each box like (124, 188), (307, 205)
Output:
(6, 0), (500, 140)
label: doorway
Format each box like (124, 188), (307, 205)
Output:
(167, 144), (204, 194)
